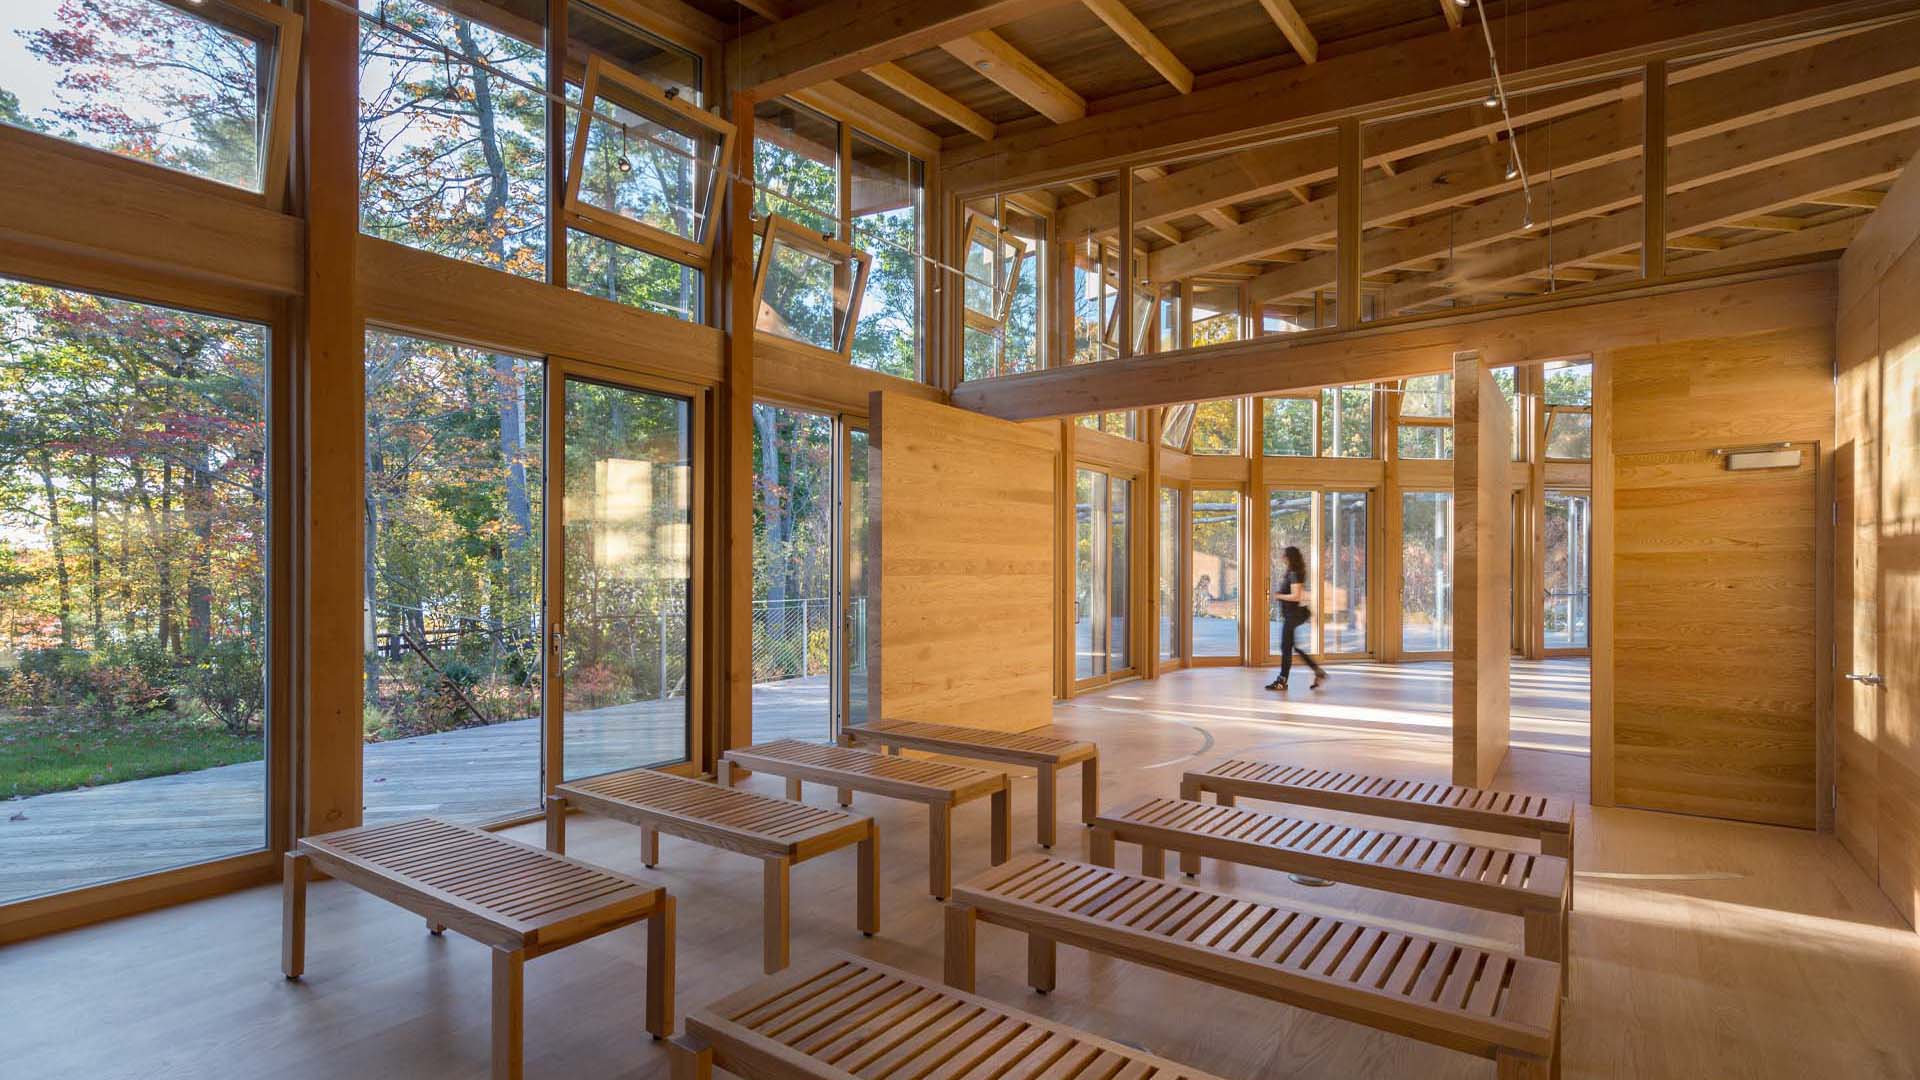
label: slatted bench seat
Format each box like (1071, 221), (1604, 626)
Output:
(283, 817), (673, 1080)
(546, 767), (878, 974)
(842, 719), (1100, 847)
(1091, 796), (1569, 990)
(946, 854), (1561, 1079)
(1182, 760), (1574, 867)
(666, 951), (1233, 1080)
(721, 739), (1010, 900)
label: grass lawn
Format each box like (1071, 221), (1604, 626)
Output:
(0, 711), (261, 799)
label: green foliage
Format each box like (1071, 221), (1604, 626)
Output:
(186, 639), (264, 737)
(0, 712), (259, 799)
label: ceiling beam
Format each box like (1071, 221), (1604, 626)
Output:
(1439, 0), (1463, 31)
(733, 0), (1080, 101)
(865, 61), (997, 140)
(1806, 189), (1885, 209)
(940, 0), (1918, 193)
(947, 268), (1833, 420)
(1082, 0), (1194, 93)
(790, 81), (944, 160)
(941, 31), (1088, 123)
(1255, 0), (1319, 64)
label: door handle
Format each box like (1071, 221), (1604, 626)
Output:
(1844, 672), (1885, 687)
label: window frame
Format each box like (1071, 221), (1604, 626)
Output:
(961, 213), (1028, 332)
(750, 213), (874, 361)
(562, 53), (736, 271)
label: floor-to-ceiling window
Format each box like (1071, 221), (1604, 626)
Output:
(1190, 488), (1242, 660)
(559, 377), (694, 777)
(1109, 476), (1132, 674)
(1321, 491), (1370, 654)
(1401, 490), (1453, 654)
(1267, 490), (1314, 654)
(843, 429), (871, 726)
(1159, 486), (1183, 663)
(1545, 490), (1592, 649)
(1075, 468), (1134, 683)
(0, 280), (272, 902)
(751, 404), (835, 742)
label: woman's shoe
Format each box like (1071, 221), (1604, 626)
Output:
(1310, 671), (1327, 690)
(1265, 678), (1287, 691)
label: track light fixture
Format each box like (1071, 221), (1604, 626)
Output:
(1505, 158), (1521, 181)
(616, 122), (633, 173)
(1483, 86), (1500, 108)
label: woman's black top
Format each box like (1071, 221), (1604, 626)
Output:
(1278, 569), (1307, 619)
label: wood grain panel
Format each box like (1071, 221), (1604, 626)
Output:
(1613, 450), (1818, 827)
(1452, 356), (1512, 788)
(1609, 326), (1837, 455)
(1873, 224), (1920, 924)
(869, 392), (1057, 732)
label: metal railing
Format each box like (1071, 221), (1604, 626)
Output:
(752, 597), (866, 683)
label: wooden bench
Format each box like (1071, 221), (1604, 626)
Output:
(1182, 760), (1574, 873)
(1092, 796), (1569, 991)
(842, 719), (1099, 848)
(666, 951), (1234, 1080)
(546, 767), (878, 974)
(721, 739), (1010, 900)
(283, 817), (673, 1080)
(947, 854), (1561, 1079)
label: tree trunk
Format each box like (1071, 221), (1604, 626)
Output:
(87, 455), (104, 648)
(35, 452), (73, 649)
(756, 408), (785, 604)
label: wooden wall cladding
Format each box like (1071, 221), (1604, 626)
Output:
(868, 392), (1058, 732)
(1452, 356), (1512, 788)
(1836, 159), (1920, 926)
(1608, 323), (1834, 829)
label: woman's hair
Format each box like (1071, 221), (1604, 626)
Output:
(1282, 545), (1308, 579)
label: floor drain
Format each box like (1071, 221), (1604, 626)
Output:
(1289, 873), (1335, 887)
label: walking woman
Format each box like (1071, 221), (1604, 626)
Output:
(1267, 545), (1327, 691)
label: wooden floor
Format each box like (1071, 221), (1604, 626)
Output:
(4, 662), (1917, 1079)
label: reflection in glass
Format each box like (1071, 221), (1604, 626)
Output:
(562, 379), (693, 776)
(753, 99), (838, 232)
(1110, 477), (1131, 672)
(845, 430), (871, 725)
(1074, 470), (1106, 679)
(1263, 398), (1316, 456)
(1191, 399), (1240, 455)
(568, 229), (702, 321)
(1319, 386), (1373, 457)
(1159, 488), (1181, 661)
(1190, 489), (1241, 658)
(1546, 412), (1593, 459)
(1321, 491), (1369, 654)
(851, 133), (921, 378)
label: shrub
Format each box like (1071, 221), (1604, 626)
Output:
(187, 639), (264, 736)
(85, 664), (171, 721)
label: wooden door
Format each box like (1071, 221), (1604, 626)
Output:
(1614, 447), (1818, 827)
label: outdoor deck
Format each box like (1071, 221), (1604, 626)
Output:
(0, 676), (833, 901)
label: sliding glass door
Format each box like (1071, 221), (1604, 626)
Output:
(1075, 467), (1135, 684)
(1401, 490), (1453, 654)
(1545, 490), (1592, 649)
(1265, 488), (1370, 659)
(1191, 488), (1242, 660)
(1159, 485), (1184, 664)
(751, 404), (836, 742)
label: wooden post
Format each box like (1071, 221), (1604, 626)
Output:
(856, 827), (879, 936)
(1642, 60), (1668, 281)
(943, 903), (977, 991)
(544, 796), (567, 854)
(723, 95), (757, 759)
(491, 949), (526, 1080)
(990, 787), (1010, 864)
(1037, 767), (1057, 849)
(1451, 352), (1513, 787)
(929, 803), (954, 899)
(300, 0), (365, 839)
(1335, 117), (1362, 329)
(762, 857), (791, 974)
(280, 851), (308, 980)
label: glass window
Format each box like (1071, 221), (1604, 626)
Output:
(1320, 491), (1369, 655)
(1190, 489), (1241, 658)
(566, 59), (727, 262)
(845, 429), (871, 726)
(1162, 403), (1197, 451)
(1400, 374), (1452, 418)
(1074, 470), (1107, 679)
(365, 330), (544, 822)
(753, 99), (838, 233)
(754, 219), (870, 355)
(1493, 366), (1524, 462)
(1319, 386), (1373, 457)
(561, 378), (694, 775)
(568, 2), (699, 104)
(1401, 491), (1453, 653)
(1397, 425), (1455, 460)
(1263, 398), (1316, 457)
(1109, 477), (1132, 672)
(2, 0), (277, 191)
(1546, 411), (1593, 460)
(1267, 491), (1313, 655)
(1190, 399), (1241, 456)
(962, 326), (1000, 383)
(1159, 487), (1181, 661)
(359, 0), (548, 278)
(0, 279), (269, 902)
(1545, 490), (1592, 648)
(1544, 361), (1592, 405)
(1002, 215), (1045, 373)
(567, 229), (703, 321)
(1188, 282), (1243, 347)
(850, 133), (922, 379)
(752, 405), (834, 741)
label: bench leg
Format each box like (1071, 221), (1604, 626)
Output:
(838, 785), (854, 807)
(281, 851), (308, 980)
(1495, 1049), (1553, 1080)
(1141, 845), (1165, 879)
(1027, 934), (1057, 995)
(856, 827), (880, 936)
(1037, 767), (1058, 849)
(1545, 824), (1574, 912)
(763, 857), (791, 974)
(427, 919), (446, 935)
(491, 948), (525, 1080)
(990, 788), (1010, 866)
(1524, 908), (1568, 998)
(668, 1035), (713, 1080)
(943, 904), (976, 992)
(544, 794), (566, 854)
(930, 803), (954, 900)
(641, 826), (660, 869)
(785, 777), (803, 801)
(715, 758), (734, 788)
(667, 1035), (714, 1080)
(1089, 826), (1115, 868)
(1080, 757), (1099, 826)
(648, 894), (676, 1038)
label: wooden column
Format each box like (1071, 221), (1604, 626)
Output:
(723, 95), (757, 756)
(1451, 351), (1512, 787)
(301, 0), (365, 836)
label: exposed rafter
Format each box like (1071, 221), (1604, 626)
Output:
(941, 31), (1088, 123)
(865, 61), (997, 140)
(1082, 0), (1194, 93)
(1255, 0), (1319, 64)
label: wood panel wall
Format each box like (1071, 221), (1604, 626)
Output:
(868, 391), (1058, 731)
(1836, 160), (1920, 926)
(1451, 354), (1512, 788)
(1606, 316), (1835, 828)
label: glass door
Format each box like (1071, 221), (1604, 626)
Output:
(1545, 490), (1592, 650)
(841, 427), (872, 727)
(1320, 490), (1369, 655)
(750, 404), (836, 742)
(552, 371), (697, 783)
(1267, 489), (1315, 654)
(1159, 485), (1184, 665)
(1190, 487), (1242, 660)
(1075, 469), (1110, 680)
